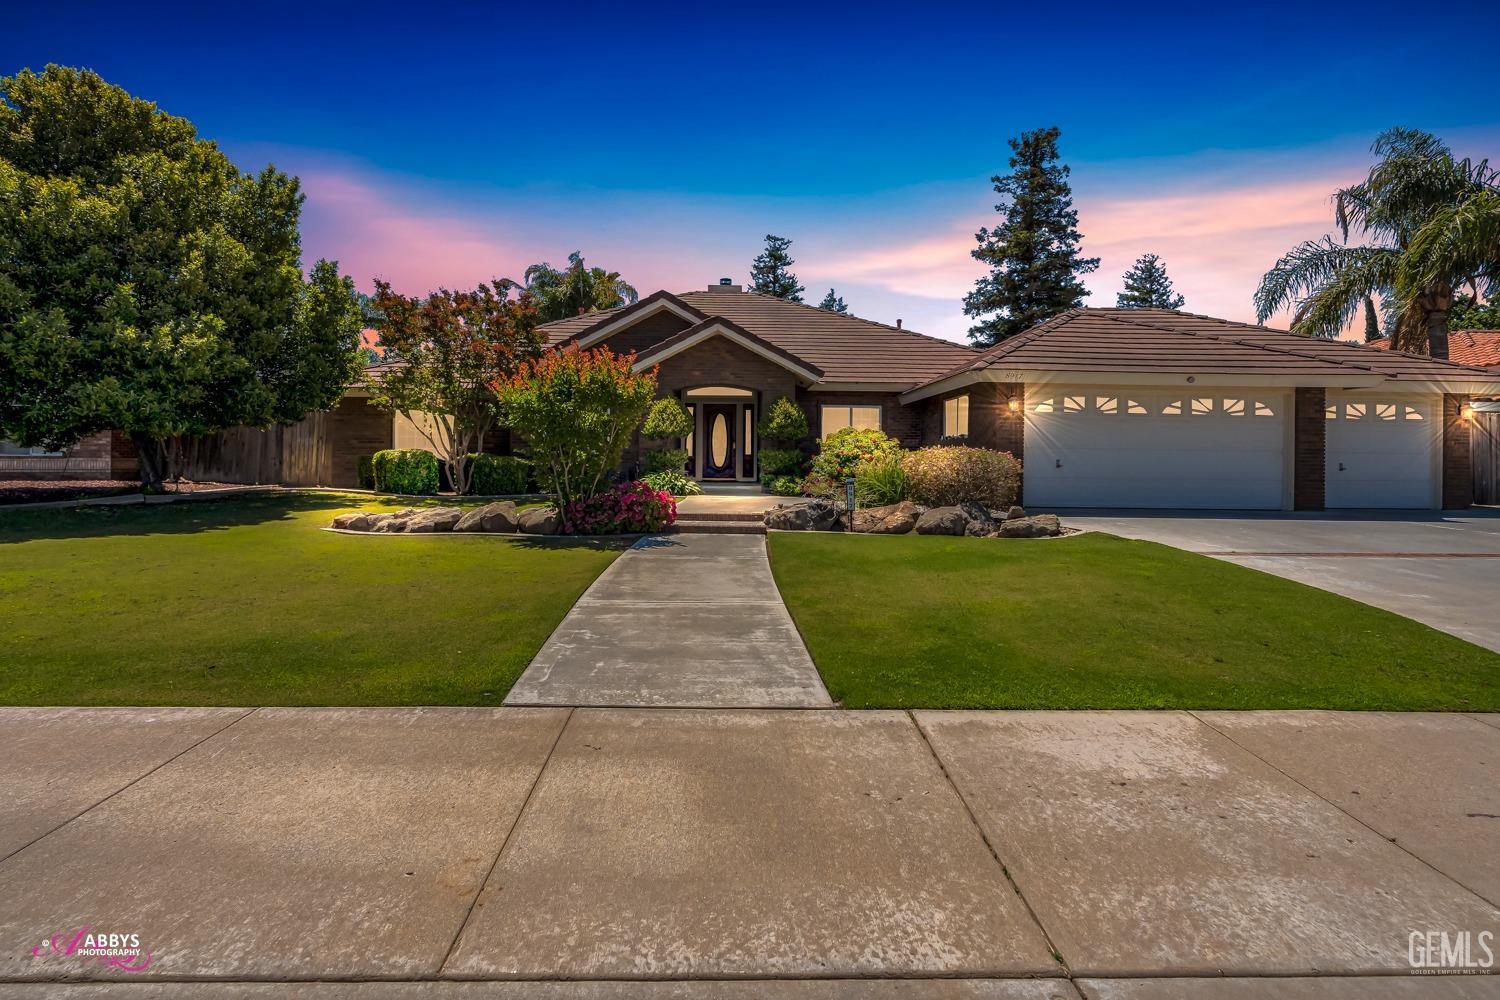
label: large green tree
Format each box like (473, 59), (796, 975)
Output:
(0, 66), (363, 486)
(504, 251), (637, 322)
(964, 127), (1098, 346)
(750, 234), (804, 301)
(367, 280), (542, 495)
(1450, 292), (1500, 330)
(818, 288), (849, 314)
(1255, 128), (1500, 358)
(1116, 253), (1185, 310)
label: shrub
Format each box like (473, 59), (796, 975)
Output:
(901, 446), (1020, 508)
(758, 447), (803, 477)
(642, 397), (694, 439)
(854, 454), (909, 507)
(642, 447), (689, 474)
(642, 470), (702, 497)
(356, 455), (375, 490)
(466, 454), (529, 495)
(372, 449), (439, 495)
(563, 480), (677, 534)
(761, 474), (805, 497)
(810, 427), (899, 481)
(758, 396), (808, 446)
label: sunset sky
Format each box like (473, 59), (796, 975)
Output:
(7, 0), (1496, 342)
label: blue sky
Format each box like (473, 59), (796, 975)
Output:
(6, 0), (1497, 339)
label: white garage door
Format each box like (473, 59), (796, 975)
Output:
(1324, 394), (1438, 509)
(1024, 389), (1287, 509)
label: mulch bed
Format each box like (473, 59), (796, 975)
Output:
(0, 479), (238, 505)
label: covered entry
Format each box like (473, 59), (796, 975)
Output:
(684, 386), (757, 481)
(1023, 388), (1288, 509)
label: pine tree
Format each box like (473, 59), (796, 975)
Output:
(1116, 254), (1186, 310)
(818, 288), (849, 314)
(750, 234), (804, 301)
(963, 127), (1099, 345)
(1363, 296), (1382, 341)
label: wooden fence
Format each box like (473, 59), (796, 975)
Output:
(170, 411), (334, 487)
(1474, 410), (1500, 506)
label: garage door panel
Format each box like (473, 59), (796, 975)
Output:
(1023, 389), (1287, 510)
(1325, 394), (1436, 509)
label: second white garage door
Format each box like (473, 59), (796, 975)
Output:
(1023, 389), (1287, 509)
(1324, 393), (1438, 509)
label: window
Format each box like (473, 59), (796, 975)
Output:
(0, 439), (62, 457)
(943, 395), (969, 437)
(685, 386), (753, 398)
(820, 404), (881, 437)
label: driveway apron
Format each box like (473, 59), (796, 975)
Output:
(505, 534), (833, 708)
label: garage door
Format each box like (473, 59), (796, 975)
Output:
(1324, 394), (1437, 509)
(1023, 389), (1287, 509)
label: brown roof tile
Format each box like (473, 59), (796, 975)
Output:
(1368, 330), (1500, 370)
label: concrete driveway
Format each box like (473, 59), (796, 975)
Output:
(1065, 509), (1500, 651)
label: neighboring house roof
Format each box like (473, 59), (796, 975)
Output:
(1367, 330), (1500, 369)
(904, 308), (1500, 402)
(542, 288), (978, 386)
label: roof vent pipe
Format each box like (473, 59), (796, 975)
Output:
(896, 319), (902, 329)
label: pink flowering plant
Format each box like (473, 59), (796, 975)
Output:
(563, 480), (677, 534)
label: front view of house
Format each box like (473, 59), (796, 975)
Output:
(541, 283), (1500, 510)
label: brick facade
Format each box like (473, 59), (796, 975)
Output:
(1443, 393), (1473, 510)
(1293, 387), (1326, 511)
(328, 397), (395, 487)
(798, 389), (921, 448)
(603, 311), (695, 356)
(0, 429), (114, 481)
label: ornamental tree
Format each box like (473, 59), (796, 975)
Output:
(641, 395), (694, 473)
(497, 347), (658, 510)
(367, 279), (542, 496)
(0, 66), (364, 486)
(1116, 253), (1185, 310)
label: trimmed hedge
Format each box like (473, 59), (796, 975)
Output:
(643, 447), (689, 474)
(356, 455), (376, 490)
(466, 454), (529, 495)
(810, 427), (900, 480)
(372, 448), (440, 495)
(901, 446), (1020, 508)
(758, 448), (803, 477)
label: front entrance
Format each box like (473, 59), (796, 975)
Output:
(701, 403), (738, 479)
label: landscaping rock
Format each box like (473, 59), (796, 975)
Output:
(914, 506), (968, 536)
(765, 499), (840, 532)
(371, 509), (419, 533)
(403, 506), (463, 533)
(958, 501), (996, 537)
(852, 500), (921, 534)
(997, 513), (1062, 538)
(331, 512), (373, 531)
(1007, 506), (1027, 520)
(518, 506), (562, 535)
(456, 501), (519, 533)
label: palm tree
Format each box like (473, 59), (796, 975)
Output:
(1255, 128), (1499, 358)
(503, 251), (638, 323)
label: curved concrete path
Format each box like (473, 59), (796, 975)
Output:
(505, 534), (832, 708)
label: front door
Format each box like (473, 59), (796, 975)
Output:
(701, 403), (737, 479)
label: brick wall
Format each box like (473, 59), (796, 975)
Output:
(1293, 387), (1326, 511)
(799, 389), (922, 448)
(328, 397), (394, 488)
(0, 429), (114, 481)
(109, 431), (139, 480)
(603, 311), (695, 356)
(1443, 393), (1473, 509)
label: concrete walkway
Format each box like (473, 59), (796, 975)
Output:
(505, 534), (832, 708)
(2, 707), (1497, 995)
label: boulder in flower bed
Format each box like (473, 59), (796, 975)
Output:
(852, 501), (922, 534)
(765, 499), (840, 531)
(371, 509), (420, 532)
(914, 506), (968, 536)
(456, 501), (519, 533)
(403, 506), (463, 533)
(331, 512), (375, 531)
(957, 501), (997, 537)
(518, 506), (562, 535)
(996, 513), (1062, 538)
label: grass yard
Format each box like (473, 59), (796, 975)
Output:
(0, 492), (625, 705)
(769, 532), (1500, 711)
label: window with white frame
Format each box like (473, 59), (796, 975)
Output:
(942, 395), (969, 437)
(820, 404), (882, 437)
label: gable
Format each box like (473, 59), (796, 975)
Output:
(603, 310), (696, 355)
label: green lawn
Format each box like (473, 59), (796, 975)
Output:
(769, 532), (1500, 711)
(0, 492), (625, 705)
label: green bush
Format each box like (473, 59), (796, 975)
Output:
(466, 454), (530, 495)
(758, 447), (803, 477)
(810, 427), (899, 481)
(643, 397), (694, 439)
(758, 396), (808, 446)
(854, 454), (909, 507)
(761, 474), (805, 497)
(642, 469), (703, 497)
(372, 449), (439, 495)
(356, 455), (375, 490)
(901, 446), (1020, 508)
(642, 447), (689, 474)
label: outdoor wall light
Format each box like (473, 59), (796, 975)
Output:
(1007, 398), (1021, 413)
(1462, 404), (1475, 421)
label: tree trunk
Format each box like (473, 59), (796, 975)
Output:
(1426, 308), (1451, 361)
(130, 432), (168, 490)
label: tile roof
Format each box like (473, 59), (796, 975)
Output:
(541, 289), (977, 385)
(923, 309), (1500, 386)
(1368, 330), (1500, 370)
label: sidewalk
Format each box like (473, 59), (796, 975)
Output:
(2, 707), (1497, 994)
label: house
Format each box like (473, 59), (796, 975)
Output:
(1367, 330), (1500, 370)
(14, 283), (1499, 510)
(541, 285), (1500, 510)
